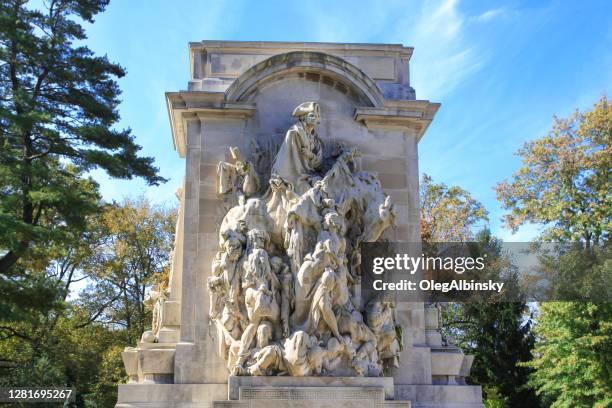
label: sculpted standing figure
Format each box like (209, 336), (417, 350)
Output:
(217, 146), (260, 205)
(233, 229), (280, 373)
(318, 210), (351, 305)
(366, 298), (401, 369)
(142, 287), (168, 343)
(208, 236), (246, 361)
(271, 256), (293, 338)
(308, 267), (343, 342)
(271, 102), (323, 195)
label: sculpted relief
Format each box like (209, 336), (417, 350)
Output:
(210, 102), (400, 377)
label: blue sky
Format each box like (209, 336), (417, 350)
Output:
(83, 0), (611, 241)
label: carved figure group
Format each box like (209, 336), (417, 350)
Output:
(211, 102), (400, 377)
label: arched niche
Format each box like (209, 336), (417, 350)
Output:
(226, 52), (385, 180)
(226, 51), (385, 107)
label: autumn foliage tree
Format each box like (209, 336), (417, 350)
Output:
(77, 197), (176, 344)
(420, 174), (488, 243)
(0, 197), (176, 406)
(496, 97), (611, 246)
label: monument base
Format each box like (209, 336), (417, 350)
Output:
(116, 377), (483, 408)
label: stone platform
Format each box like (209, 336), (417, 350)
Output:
(116, 377), (410, 408)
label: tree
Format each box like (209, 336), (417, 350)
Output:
(420, 177), (538, 407)
(528, 302), (612, 408)
(0, 197), (176, 407)
(496, 97), (611, 246)
(84, 345), (126, 408)
(0, 170), (105, 363)
(1, 312), (128, 408)
(496, 97), (612, 407)
(0, 0), (165, 275)
(525, 244), (612, 407)
(420, 174), (488, 243)
(442, 230), (540, 408)
(77, 197), (176, 344)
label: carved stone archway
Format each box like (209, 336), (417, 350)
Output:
(225, 51), (385, 108)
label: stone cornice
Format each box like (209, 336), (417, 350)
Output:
(354, 100), (440, 141)
(189, 40), (413, 63)
(166, 91), (255, 157)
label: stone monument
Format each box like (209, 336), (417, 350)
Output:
(116, 41), (484, 408)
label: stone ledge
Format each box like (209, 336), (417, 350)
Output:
(117, 383), (228, 405)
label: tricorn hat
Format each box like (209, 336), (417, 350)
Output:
(292, 101), (320, 121)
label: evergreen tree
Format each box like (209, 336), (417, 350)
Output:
(0, 0), (165, 277)
(442, 230), (540, 407)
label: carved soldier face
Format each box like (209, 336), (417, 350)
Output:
(247, 229), (267, 250)
(235, 219), (247, 233)
(270, 256), (284, 273)
(257, 321), (273, 348)
(225, 238), (243, 261)
(302, 111), (320, 130)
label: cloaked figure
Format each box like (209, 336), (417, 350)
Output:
(271, 102), (323, 195)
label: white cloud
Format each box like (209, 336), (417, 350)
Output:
(471, 8), (506, 23)
(305, 0), (491, 100)
(404, 0), (488, 100)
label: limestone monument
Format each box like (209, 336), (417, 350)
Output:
(116, 41), (484, 408)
